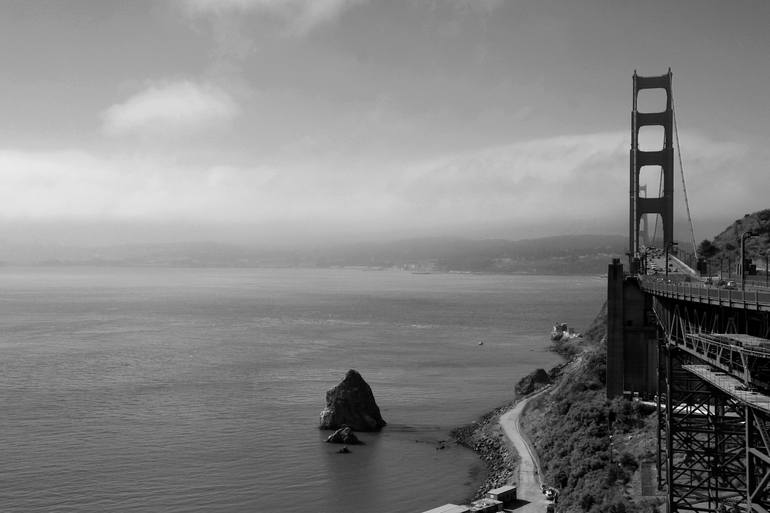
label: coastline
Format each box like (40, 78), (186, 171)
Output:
(452, 352), (570, 501)
(451, 400), (518, 500)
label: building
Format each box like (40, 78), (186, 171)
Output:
(485, 485), (517, 506)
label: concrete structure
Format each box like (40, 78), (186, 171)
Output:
(421, 505), (470, 513)
(606, 258), (658, 398)
(485, 485), (517, 507)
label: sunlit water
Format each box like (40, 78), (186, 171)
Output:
(0, 267), (605, 512)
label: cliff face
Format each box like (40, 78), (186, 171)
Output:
(319, 369), (387, 431)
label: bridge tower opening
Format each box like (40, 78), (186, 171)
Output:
(630, 69), (674, 269)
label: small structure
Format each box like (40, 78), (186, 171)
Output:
(485, 485), (517, 506)
(421, 505), (470, 513)
(469, 497), (503, 512)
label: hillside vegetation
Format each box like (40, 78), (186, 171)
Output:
(698, 209), (770, 263)
(521, 304), (662, 513)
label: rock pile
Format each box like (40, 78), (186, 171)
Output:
(452, 403), (517, 500)
(514, 368), (551, 397)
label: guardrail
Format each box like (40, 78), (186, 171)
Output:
(638, 277), (770, 311)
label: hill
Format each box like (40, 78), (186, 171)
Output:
(0, 234), (626, 274)
(698, 209), (770, 268)
(520, 304), (663, 513)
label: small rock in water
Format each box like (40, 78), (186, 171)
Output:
(326, 425), (363, 445)
(337, 446), (351, 454)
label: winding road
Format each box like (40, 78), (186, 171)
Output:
(499, 387), (552, 513)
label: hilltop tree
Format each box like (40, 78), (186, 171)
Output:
(698, 239), (718, 259)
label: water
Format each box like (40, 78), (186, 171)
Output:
(0, 267), (605, 512)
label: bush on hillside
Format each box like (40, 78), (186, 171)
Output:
(521, 303), (661, 513)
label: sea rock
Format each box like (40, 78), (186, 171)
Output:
(326, 426), (363, 445)
(515, 368), (550, 396)
(319, 369), (387, 431)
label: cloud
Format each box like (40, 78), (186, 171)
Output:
(182, 0), (365, 34)
(0, 131), (761, 244)
(101, 81), (238, 137)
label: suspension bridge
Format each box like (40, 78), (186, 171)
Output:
(606, 70), (770, 513)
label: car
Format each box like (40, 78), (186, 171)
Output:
(725, 281), (736, 290)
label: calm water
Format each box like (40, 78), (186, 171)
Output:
(0, 267), (605, 513)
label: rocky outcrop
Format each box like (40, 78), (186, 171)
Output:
(515, 368), (550, 397)
(319, 369), (387, 431)
(325, 425), (363, 445)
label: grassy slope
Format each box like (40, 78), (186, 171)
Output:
(520, 303), (663, 513)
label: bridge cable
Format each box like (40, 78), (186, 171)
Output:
(652, 165), (664, 244)
(672, 97), (698, 257)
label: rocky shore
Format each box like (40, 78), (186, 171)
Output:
(451, 401), (517, 500)
(451, 364), (566, 501)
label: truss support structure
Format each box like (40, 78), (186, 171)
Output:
(654, 295), (770, 513)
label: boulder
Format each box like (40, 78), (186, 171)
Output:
(319, 369), (387, 431)
(515, 368), (550, 396)
(326, 425), (363, 445)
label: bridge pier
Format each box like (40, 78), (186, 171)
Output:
(607, 258), (658, 398)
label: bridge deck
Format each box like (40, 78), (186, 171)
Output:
(683, 364), (770, 414)
(640, 277), (770, 311)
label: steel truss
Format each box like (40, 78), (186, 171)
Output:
(654, 297), (770, 513)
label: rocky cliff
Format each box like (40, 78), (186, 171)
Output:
(319, 369), (387, 431)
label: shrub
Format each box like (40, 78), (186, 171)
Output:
(619, 452), (639, 472)
(581, 493), (596, 511)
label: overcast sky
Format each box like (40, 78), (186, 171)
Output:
(1, 0), (768, 247)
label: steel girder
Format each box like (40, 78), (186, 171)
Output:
(654, 297), (770, 513)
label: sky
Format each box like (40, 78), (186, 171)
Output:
(1, 0), (769, 248)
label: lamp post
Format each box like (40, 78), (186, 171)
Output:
(665, 242), (678, 279)
(740, 231), (756, 291)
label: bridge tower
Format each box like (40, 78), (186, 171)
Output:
(630, 69), (674, 265)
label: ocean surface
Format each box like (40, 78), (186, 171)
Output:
(0, 267), (605, 513)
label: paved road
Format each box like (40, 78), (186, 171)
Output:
(499, 388), (552, 513)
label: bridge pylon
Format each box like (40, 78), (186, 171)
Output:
(630, 69), (674, 268)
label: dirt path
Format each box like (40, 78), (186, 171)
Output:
(499, 388), (551, 513)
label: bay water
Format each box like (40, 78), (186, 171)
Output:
(0, 267), (605, 512)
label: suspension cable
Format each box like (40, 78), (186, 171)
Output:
(652, 165), (663, 244)
(672, 96), (698, 257)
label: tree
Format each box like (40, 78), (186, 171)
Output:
(698, 239), (718, 258)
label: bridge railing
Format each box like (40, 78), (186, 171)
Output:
(638, 276), (770, 310)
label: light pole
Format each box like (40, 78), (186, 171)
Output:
(741, 231), (756, 291)
(665, 242), (678, 279)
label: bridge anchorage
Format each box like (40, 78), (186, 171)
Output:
(607, 70), (770, 513)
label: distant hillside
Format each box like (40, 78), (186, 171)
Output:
(0, 234), (626, 274)
(698, 209), (770, 266)
(316, 235), (625, 274)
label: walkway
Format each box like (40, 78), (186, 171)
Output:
(499, 387), (551, 513)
